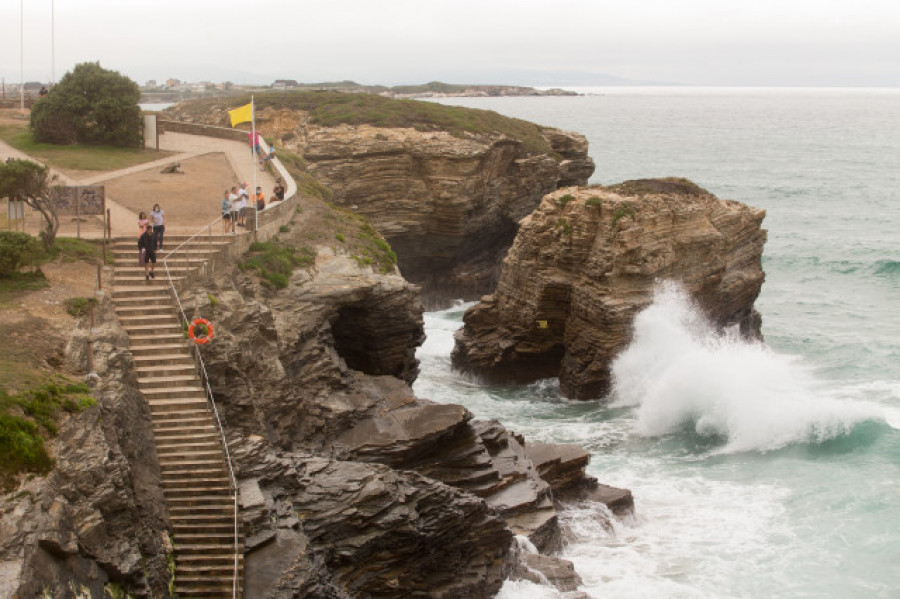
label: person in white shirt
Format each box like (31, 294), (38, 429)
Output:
(237, 183), (250, 227)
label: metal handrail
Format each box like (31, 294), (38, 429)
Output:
(162, 215), (240, 599)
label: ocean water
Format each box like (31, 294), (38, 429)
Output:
(414, 88), (900, 598)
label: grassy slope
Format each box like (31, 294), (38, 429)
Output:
(0, 122), (173, 171)
(170, 90), (554, 155)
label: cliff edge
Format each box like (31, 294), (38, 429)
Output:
(452, 179), (767, 399)
(165, 91), (595, 307)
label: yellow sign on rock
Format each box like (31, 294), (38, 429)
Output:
(536, 320), (549, 329)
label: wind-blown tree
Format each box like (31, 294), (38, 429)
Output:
(30, 62), (142, 147)
(0, 159), (58, 250)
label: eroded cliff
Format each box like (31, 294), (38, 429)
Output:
(452, 179), (767, 399)
(1, 295), (172, 598)
(179, 204), (628, 596)
(165, 92), (595, 307)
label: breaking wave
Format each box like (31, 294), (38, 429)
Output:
(610, 282), (890, 453)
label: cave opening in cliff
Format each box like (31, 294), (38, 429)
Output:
(331, 305), (392, 377)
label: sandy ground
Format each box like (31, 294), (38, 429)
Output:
(103, 152), (237, 236)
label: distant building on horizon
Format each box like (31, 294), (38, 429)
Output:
(273, 79), (299, 89)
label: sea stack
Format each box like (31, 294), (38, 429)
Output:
(452, 178), (767, 399)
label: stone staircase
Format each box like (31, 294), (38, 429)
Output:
(110, 235), (244, 598)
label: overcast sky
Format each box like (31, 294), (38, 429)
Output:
(2, 0), (899, 87)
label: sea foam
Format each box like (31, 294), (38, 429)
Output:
(610, 282), (885, 452)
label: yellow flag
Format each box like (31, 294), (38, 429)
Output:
(228, 103), (253, 127)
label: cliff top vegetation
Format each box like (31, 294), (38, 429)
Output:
(170, 90), (555, 154)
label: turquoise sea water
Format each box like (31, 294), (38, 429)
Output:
(414, 88), (900, 598)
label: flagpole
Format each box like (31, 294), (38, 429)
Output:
(252, 95), (257, 232)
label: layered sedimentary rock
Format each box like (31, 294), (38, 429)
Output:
(1, 295), (171, 598)
(189, 223), (624, 595)
(166, 100), (594, 306)
(452, 179), (767, 399)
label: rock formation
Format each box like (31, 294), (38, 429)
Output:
(1, 295), (172, 598)
(165, 96), (595, 306)
(185, 220), (629, 596)
(452, 179), (767, 399)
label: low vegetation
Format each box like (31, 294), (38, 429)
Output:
(0, 122), (170, 171)
(276, 149), (398, 274)
(606, 177), (708, 197)
(612, 203), (637, 225)
(239, 240), (316, 289)
(0, 375), (95, 491)
(173, 90), (555, 155)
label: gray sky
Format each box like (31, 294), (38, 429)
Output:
(2, 0), (899, 87)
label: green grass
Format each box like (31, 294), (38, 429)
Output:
(0, 123), (173, 171)
(556, 193), (575, 207)
(63, 296), (95, 317)
(0, 375), (95, 491)
(0, 270), (49, 300)
(585, 196), (603, 211)
(175, 91), (555, 155)
(612, 203), (637, 225)
(240, 240), (316, 289)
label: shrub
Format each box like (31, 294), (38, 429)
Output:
(335, 233), (346, 243)
(0, 377), (95, 490)
(585, 196), (603, 211)
(556, 193), (575, 207)
(612, 203), (637, 225)
(0, 232), (40, 276)
(555, 218), (573, 236)
(64, 296), (95, 317)
(279, 225), (290, 233)
(30, 62), (142, 147)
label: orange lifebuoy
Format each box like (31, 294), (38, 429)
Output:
(188, 318), (214, 344)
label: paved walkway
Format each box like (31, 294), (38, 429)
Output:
(0, 130), (280, 239)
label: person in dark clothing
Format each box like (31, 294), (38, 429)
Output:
(138, 225), (157, 280)
(272, 178), (285, 202)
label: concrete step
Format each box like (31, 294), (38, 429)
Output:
(127, 333), (187, 347)
(153, 414), (214, 430)
(163, 468), (231, 483)
(114, 304), (174, 316)
(119, 316), (182, 329)
(142, 387), (207, 402)
(164, 484), (233, 498)
(167, 494), (236, 508)
(130, 344), (192, 356)
(154, 425), (219, 440)
(157, 442), (224, 457)
(113, 275), (183, 286)
(148, 399), (211, 414)
(112, 286), (172, 300)
(160, 459), (229, 473)
(158, 448), (226, 462)
(122, 323), (183, 336)
(135, 365), (198, 380)
(154, 429), (220, 443)
(137, 374), (198, 388)
(132, 353), (194, 368)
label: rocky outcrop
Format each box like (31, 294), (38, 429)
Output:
(1, 294), (172, 598)
(165, 97), (595, 307)
(185, 222), (624, 595)
(452, 179), (767, 399)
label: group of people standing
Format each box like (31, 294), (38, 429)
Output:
(137, 204), (165, 280)
(221, 178), (286, 233)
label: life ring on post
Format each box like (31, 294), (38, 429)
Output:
(188, 318), (215, 345)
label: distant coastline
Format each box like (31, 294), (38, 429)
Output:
(139, 80), (577, 105)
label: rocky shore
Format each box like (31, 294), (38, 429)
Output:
(185, 220), (631, 596)
(452, 179), (767, 399)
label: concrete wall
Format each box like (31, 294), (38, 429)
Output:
(159, 120), (247, 143)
